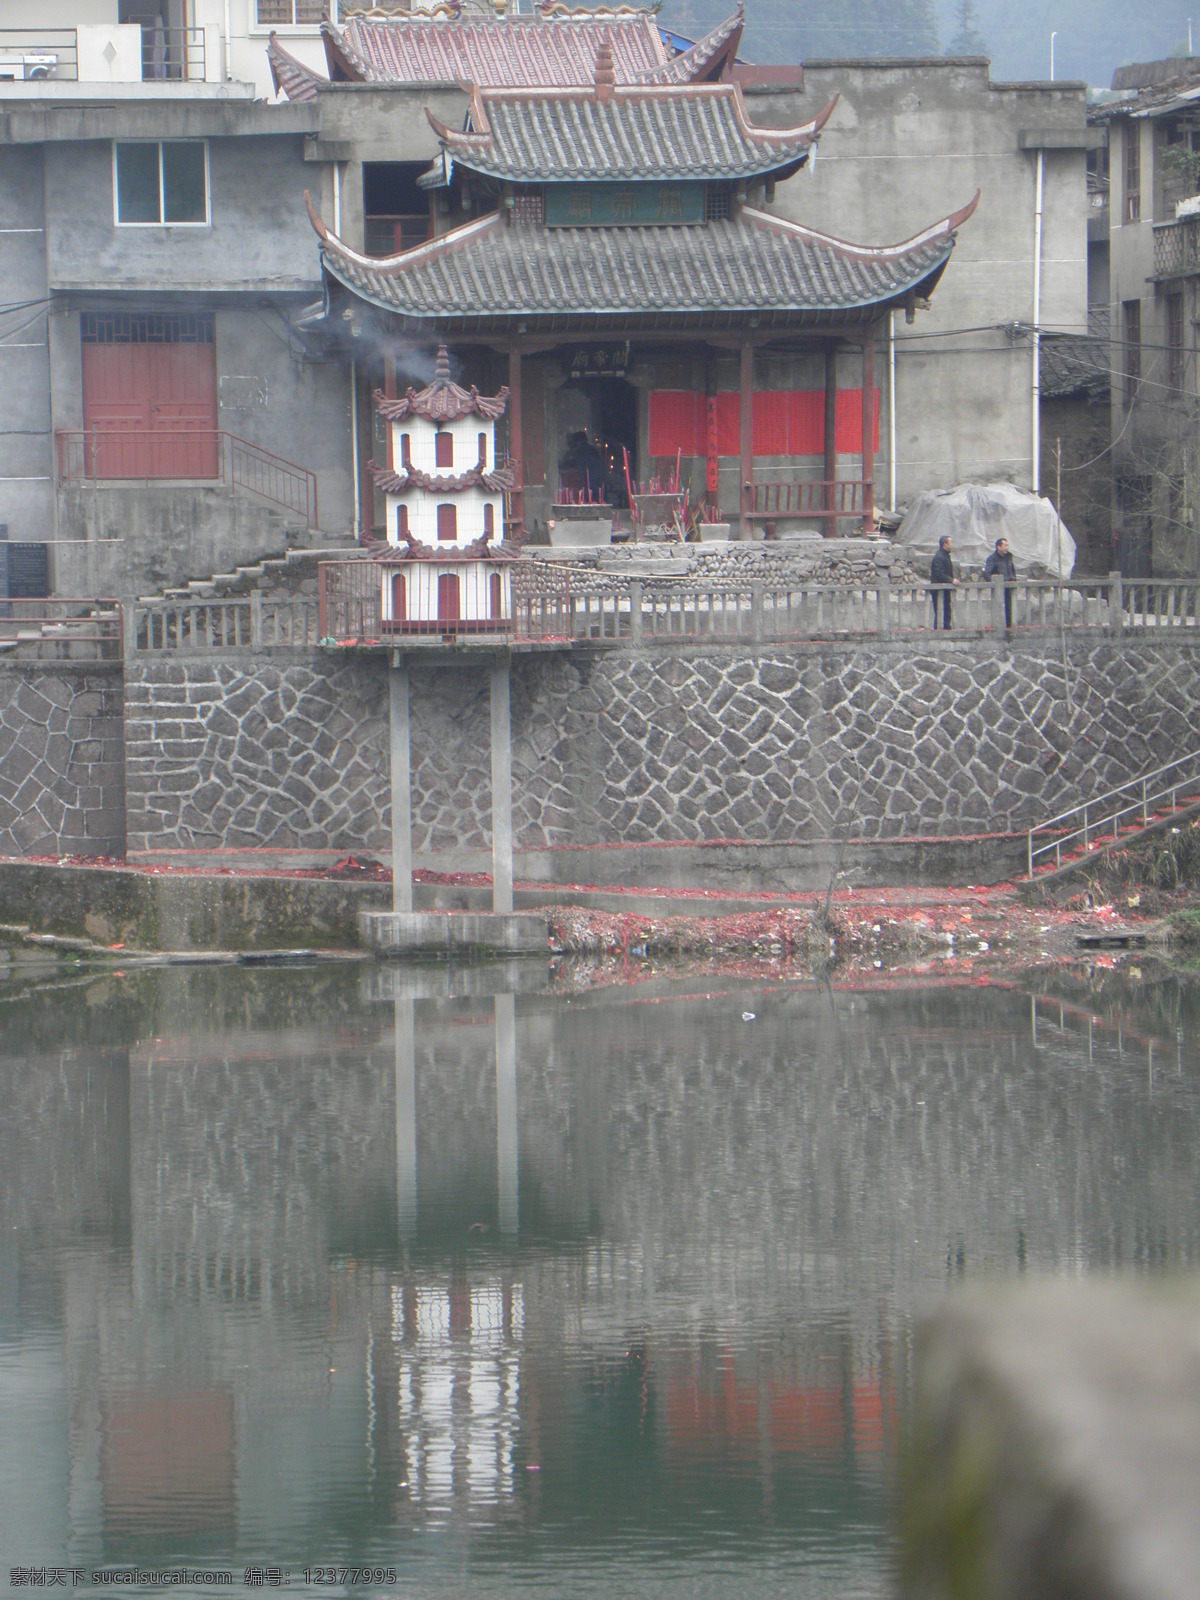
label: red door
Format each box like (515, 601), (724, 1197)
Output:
(82, 335), (218, 479)
(437, 572), (461, 626)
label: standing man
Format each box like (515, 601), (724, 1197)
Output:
(983, 536), (1017, 629)
(930, 535), (958, 629)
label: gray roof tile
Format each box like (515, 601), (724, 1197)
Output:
(429, 82), (829, 183)
(309, 199), (977, 330)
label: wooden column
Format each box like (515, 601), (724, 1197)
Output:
(861, 333), (876, 536)
(739, 340), (754, 540)
(823, 343), (838, 538)
(507, 344), (524, 536)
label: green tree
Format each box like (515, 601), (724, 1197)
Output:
(945, 0), (988, 55)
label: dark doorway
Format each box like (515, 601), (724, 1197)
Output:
(557, 376), (638, 507)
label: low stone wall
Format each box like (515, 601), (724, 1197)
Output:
(0, 662), (125, 857)
(117, 635), (1200, 871)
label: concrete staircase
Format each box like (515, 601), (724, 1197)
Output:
(147, 539), (368, 605)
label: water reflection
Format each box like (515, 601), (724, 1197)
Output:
(1, 963), (1198, 1596)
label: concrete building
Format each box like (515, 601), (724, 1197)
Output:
(1093, 58), (1200, 577)
(0, 69), (354, 596)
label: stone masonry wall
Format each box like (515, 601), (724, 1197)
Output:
(0, 663), (125, 858)
(123, 657), (391, 854)
(119, 637), (1200, 861)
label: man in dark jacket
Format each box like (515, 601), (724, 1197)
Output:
(929, 535), (957, 629)
(983, 536), (1017, 629)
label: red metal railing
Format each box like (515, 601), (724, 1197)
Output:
(318, 558), (584, 645)
(55, 429), (317, 527)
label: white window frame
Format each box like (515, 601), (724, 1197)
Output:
(112, 140), (211, 229)
(250, 0), (332, 33)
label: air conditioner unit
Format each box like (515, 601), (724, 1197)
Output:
(22, 54), (59, 80)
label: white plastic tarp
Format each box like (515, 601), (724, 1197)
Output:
(896, 483), (1076, 577)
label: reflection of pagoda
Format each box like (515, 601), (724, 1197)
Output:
(368, 346), (517, 633)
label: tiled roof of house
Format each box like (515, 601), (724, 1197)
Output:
(374, 346), (509, 420)
(1039, 333), (1110, 401)
(640, 5), (744, 86)
(307, 193), (979, 330)
(424, 80), (832, 184)
(267, 33), (322, 102)
(323, 9), (670, 88)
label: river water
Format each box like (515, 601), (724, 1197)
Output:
(2, 957), (1199, 1598)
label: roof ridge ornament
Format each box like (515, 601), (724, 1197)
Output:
(594, 38), (615, 100)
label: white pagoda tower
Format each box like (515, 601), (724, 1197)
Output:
(369, 346), (516, 633)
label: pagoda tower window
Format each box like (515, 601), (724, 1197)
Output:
(400, 433), (411, 467)
(396, 504), (409, 539)
(435, 431), (453, 468)
(483, 503), (495, 538)
(478, 432), (487, 467)
(489, 571), (503, 620)
(391, 571), (407, 620)
(437, 504), (458, 541)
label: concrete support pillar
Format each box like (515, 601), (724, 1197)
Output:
(394, 997), (417, 1241)
(824, 342), (839, 538)
(508, 345), (524, 536)
(494, 992), (518, 1238)
(389, 656), (413, 914)
(739, 340), (754, 541)
(861, 333), (876, 536)
(490, 654), (514, 915)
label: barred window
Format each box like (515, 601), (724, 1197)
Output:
(1167, 293), (1185, 393)
(705, 185), (731, 222)
(80, 311), (214, 344)
(1123, 299), (1141, 407)
(1124, 124), (1141, 223)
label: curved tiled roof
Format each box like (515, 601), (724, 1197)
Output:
(367, 459), (516, 493)
(640, 4), (744, 86)
(426, 81), (833, 184)
(307, 193), (980, 330)
(323, 10), (668, 88)
(267, 32), (323, 101)
(373, 346), (509, 420)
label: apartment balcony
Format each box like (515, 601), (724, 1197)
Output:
(1153, 214), (1200, 280)
(0, 23), (205, 86)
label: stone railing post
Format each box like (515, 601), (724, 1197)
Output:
(878, 569), (891, 633)
(122, 600), (137, 660)
(751, 580), (764, 643)
(629, 579), (643, 642)
(991, 574), (1005, 633)
(250, 591), (263, 650)
(1109, 569), (1123, 635)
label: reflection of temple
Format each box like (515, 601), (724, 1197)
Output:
(3, 974), (1199, 1568)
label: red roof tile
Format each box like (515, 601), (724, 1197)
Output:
(324, 10), (670, 88)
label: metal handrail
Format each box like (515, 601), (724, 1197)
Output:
(55, 428), (318, 528)
(1027, 750), (1200, 877)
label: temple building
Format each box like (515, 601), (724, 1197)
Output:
(302, 32), (978, 539)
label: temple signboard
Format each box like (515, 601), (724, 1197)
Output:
(544, 183), (705, 228)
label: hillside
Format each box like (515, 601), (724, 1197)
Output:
(665, 0), (1195, 88)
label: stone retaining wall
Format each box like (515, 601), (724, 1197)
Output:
(0, 662), (125, 857)
(117, 636), (1200, 864)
